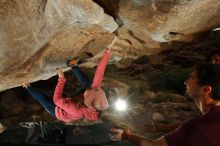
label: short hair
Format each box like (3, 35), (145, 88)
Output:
(207, 49), (220, 62)
(195, 63), (220, 100)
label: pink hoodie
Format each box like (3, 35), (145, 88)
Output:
(53, 50), (110, 122)
(53, 78), (99, 122)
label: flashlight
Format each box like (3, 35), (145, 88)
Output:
(114, 98), (127, 111)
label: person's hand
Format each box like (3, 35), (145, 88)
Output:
(56, 68), (64, 78)
(22, 83), (30, 89)
(106, 35), (117, 51)
(110, 128), (124, 141)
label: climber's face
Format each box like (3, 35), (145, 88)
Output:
(184, 70), (204, 101)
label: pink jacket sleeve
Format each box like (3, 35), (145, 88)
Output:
(53, 77), (83, 117)
(53, 77), (66, 104)
(91, 50), (111, 88)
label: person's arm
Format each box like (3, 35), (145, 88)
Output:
(91, 36), (117, 88)
(53, 77), (66, 104)
(141, 136), (168, 146)
(91, 50), (111, 88)
(156, 123), (180, 133)
(53, 68), (66, 104)
(145, 119), (180, 133)
(84, 37), (117, 111)
(111, 128), (168, 146)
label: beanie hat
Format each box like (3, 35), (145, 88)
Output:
(84, 88), (109, 111)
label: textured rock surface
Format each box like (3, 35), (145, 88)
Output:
(0, 0), (117, 91)
(1, 32), (220, 138)
(1, 0), (220, 92)
(117, 0), (220, 42)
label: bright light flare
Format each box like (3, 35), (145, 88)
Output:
(114, 99), (127, 111)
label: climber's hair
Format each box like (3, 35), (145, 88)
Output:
(195, 63), (220, 100)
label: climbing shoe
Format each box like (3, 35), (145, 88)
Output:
(66, 58), (78, 67)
